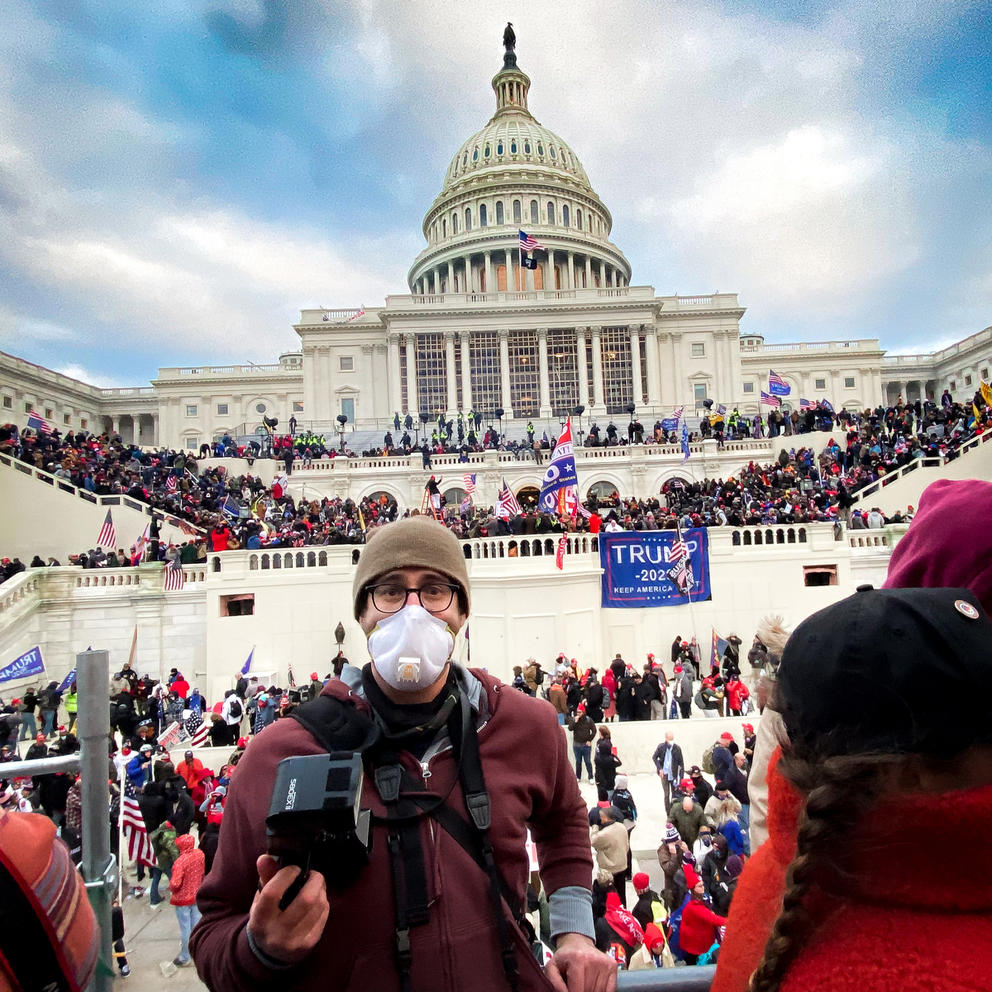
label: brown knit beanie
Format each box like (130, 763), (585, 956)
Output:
(352, 516), (471, 620)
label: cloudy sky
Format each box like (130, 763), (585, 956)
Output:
(1, 0), (989, 386)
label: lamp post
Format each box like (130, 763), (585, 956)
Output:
(336, 414), (348, 451)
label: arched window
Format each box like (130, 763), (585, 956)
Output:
(587, 214), (592, 231)
(464, 207), (472, 231)
(462, 152), (467, 167)
(452, 212), (458, 234)
(442, 218), (447, 237)
(472, 147), (479, 161)
(513, 200), (521, 223)
(496, 201), (504, 225)
(524, 141), (531, 154)
(562, 205), (570, 227)
(479, 203), (487, 227)
(510, 140), (517, 153)
(484, 144), (491, 158)
(537, 142), (544, 155)
(576, 208), (582, 229)
(530, 200), (538, 224)
(550, 146), (557, 160)
(547, 201), (555, 224)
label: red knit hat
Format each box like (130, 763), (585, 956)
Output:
(683, 864), (701, 889)
(884, 478), (992, 613)
(632, 872), (650, 892)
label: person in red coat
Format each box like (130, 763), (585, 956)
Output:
(679, 865), (725, 964)
(714, 585), (992, 992)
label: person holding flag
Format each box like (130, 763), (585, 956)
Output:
(538, 419), (579, 518)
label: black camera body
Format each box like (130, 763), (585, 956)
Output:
(266, 752), (372, 891)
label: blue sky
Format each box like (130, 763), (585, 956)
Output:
(1, 0), (989, 386)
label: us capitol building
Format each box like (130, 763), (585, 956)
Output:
(2, 36), (990, 450)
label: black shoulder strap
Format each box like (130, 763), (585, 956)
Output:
(288, 693), (380, 755)
(0, 849), (74, 992)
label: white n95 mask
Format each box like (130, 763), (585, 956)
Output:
(367, 604), (455, 692)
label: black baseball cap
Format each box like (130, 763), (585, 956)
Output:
(779, 586), (992, 757)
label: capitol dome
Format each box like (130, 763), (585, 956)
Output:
(407, 41), (630, 296)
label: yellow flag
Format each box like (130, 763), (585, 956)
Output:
(981, 380), (992, 408)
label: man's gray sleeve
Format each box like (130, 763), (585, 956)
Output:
(548, 885), (594, 941)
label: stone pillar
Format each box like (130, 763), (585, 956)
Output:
(567, 251), (575, 290)
(630, 326), (643, 405)
(585, 255), (592, 290)
(504, 248), (514, 292)
(150, 413), (159, 445)
(598, 260), (605, 288)
(484, 252), (493, 294)
(671, 332), (684, 406)
(447, 261), (454, 295)
(545, 250), (555, 292)
(405, 336), (419, 414)
(538, 328), (551, 417)
(577, 328), (590, 409)
(111, 417), (120, 437)
(460, 333), (473, 410)
(645, 325), (661, 407)
(590, 326), (606, 414)
(464, 256), (472, 294)
(444, 332), (457, 413)
(499, 330), (513, 417)
(388, 335), (403, 414)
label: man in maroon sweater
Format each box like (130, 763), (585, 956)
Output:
(191, 516), (614, 992)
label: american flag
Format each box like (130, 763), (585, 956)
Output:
(555, 534), (567, 570)
(495, 478), (521, 520)
(673, 405), (684, 422)
(27, 409), (52, 434)
(121, 778), (156, 868)
(799, 397), (813, 410)
(166, 474), (178, 493)
(163, 557), (185, 591)
(666, 527), (695, 595)
(760, 390), (781, 407)
(182, 711), (210, 748)
(768, 370), (791, 396)
(518, 229), (546, 252)
(463, 472), (477, 495)
(97, 509), (116, 549)
(346, 309), (366, 322)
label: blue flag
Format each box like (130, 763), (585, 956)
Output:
(539, 420), (579, 515)
(240, 647), (254, 676)
(57, 666), (77, 693)
(222, 495), (241, 518)
(0, 646), (46, 684)
(680, 419), (691, 463)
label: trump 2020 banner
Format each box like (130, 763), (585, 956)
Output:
(599, 530), (712, 608)
(0, 645), (46, 684)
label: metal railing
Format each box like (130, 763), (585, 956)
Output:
(618, 968), (715, 989)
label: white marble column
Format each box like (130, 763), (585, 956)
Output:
(388, 335), (402, 414)
(577, 328), (589, 409)
(464, 256), (472, 294)
(630, 326), (643, 406)
(567, 251), (575, 290)
(545, 250), (555, 292)
(484, 252), (493, 295)
(591, 326), (605, 414)
(151, 413), (159, 445)
(444, 332), (457, 413)
(499, 330), (512, 417)
(405, 336), (419, 414)
(644, 326), (661, 407)
(598, 260), (605, 288)
(585, 255), (592, 290)
(504, 248), (514, 291)
(111, 417), (120, 436)
(460, 333), (473, 411)
(446, 261), (454, 294)
(538, 328), (551, 417)
(671, 332), (684, 407)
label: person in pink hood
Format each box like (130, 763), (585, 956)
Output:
(169, 832), (205, 967)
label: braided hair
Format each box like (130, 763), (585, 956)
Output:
(748, 748), (906, 992)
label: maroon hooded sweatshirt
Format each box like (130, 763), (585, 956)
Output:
(191, 670), (592, 991)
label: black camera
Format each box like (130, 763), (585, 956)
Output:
(266, 753), (372, 891)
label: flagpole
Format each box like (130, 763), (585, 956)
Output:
(118, 765), (127, 904)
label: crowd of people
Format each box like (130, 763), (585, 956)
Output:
(2, 387), (988, 574)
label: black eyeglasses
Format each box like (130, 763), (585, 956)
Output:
(368, 581), (458, 614)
